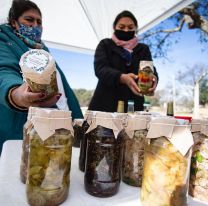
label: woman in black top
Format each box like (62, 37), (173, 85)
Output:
(88, 10), (158, 112)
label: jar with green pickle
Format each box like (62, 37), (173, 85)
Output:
(84, 113), (123, 197)
(26, 109), (73, 206)
(141, 118), (193, 206)
(189, 119), (208, 202)
(20, 107), (38, 184)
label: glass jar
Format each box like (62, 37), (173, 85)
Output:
(137, 61), (154, 95)
(189, 120), (208, 202)
(122, 129), (147, 187)
(26, 128), (73, 206)
(73, 119), (84, 147)
(127, 100), (134, 114)
(84, 125), (123, 197)
(79, 120), (90, 172)
(26, 109), (73, 206)
(20, 49), (58, 99)
(141, 137), (191, 206)
(20, 107), (38, 184)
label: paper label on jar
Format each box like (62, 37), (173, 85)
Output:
(86, 112), (123, 138)
(147, 117), (194, 156)
(31, 108), (74, 141)
(139, 61), (154, 72)
(73, 119), (84, 127)
(191, 119), (201, 132)
(125, 114), (150, 138)
(201, 120), (208, 136)
(22, 50), (49, 74)
(20, 49), (56, 84)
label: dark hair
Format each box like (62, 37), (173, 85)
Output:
(8, 0), (42, 25)
(113, 10), (138, 29)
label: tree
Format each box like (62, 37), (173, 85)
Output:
(200, 77), (208, 105)
(141, 1), (208, 58)
(176, 64), (207, 117)
(73, 89), (93, 107)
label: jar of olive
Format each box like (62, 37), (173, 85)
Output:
(26, 109), (73, 206)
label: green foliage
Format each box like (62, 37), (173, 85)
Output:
(73, 89), (94, 107)
(200, 77), (208, 105)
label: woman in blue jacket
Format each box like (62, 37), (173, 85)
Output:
(0, 0), (83, 154)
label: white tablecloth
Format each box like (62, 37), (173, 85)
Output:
(0, 140), (207, 206)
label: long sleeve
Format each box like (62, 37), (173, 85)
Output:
(94, 40), (122, 88)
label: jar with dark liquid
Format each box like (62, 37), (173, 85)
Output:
(79, 120), (90, 171)
(84, 125), (123, 197)
(73, 119), (84, 148)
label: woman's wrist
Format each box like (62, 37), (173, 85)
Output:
(120, 74), (127, 84)
(8, 87), (28, 111)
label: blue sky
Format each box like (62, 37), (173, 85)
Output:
(50, 23), (207, 91)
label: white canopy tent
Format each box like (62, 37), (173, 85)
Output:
(0, 0), (194, 54)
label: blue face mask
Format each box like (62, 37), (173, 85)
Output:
(18, 23), (42, 42)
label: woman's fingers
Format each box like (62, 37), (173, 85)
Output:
(148, 76), (158, 92)
(37, 94), (62, 107)
(120, 73), (143, 96)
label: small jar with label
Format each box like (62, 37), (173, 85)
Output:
(20, 49), (58, 99)
(137, 61), (154, 95)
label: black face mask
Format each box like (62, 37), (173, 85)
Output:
(114, 30), (135, 41)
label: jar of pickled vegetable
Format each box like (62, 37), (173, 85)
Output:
(84, 112), (123, 197)
(79, 110), (95, 172)
(189, 119), (208, 202)
(137, 61), (154, 95)
(73, 119), (84, 147)
(141, 118), (193, 206)
(122, 114), (150, 187)
(20, 107), (38, 184)
(26, 109), (73, 206)
(20, 49), (58, 99)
